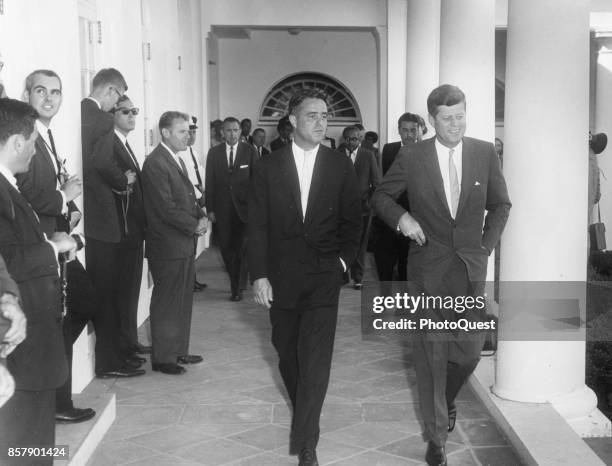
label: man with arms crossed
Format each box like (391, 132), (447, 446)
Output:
(373, 85), (511, 466)
(249, 89), (361, 466)
(141, 112), (207, 375)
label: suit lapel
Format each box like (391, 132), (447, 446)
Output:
(456, 138), (477, 218)
(422, 139), (452, 217)
(115, 136), (139, 172)
(281, 146), (303, 221)
(160, 145), (191, 185)
(304, 146), (324, 226)
(0, 176), (43, 237)
(36, 136), (58, 180)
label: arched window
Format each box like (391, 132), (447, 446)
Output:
(259, 73), (361, 124)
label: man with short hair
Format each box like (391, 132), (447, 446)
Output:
(81, 68), (144, 379)
(252, 128), (270, 158)
(16, 69), (99, 423)
(141, 112), (207, 375)
(340, 126), (380, 289)
(110, 94), (149, 360)
(240, 118), (252, 144)
(270, 116), (293, 152)
(0, 98), (76, 462)
(249, 89), (361, 466)
(373, 85), (511, 466)
(205, 117), (256, 301)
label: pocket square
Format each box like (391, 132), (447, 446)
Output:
(239, 164), (249, 169)
(474, 181), (481, 186)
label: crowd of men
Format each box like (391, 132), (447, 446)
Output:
(0, 75), (509, 466)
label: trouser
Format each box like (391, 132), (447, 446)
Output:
(116, 243), (144, 352)
(218, 211), (246, 295)
(349, 211), (373, 283)
(412, 256), (486, 447)
(148, 256), (195, 364)
(373, 220), (409, 295)
(269, 272), (341, 454)
(0, 389), (55, 465)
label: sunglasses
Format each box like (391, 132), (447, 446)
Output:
(117, 108), (139, 116)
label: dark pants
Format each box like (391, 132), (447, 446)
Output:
(412, 256), (486, 447)
(270, 272), (341, 454)
(374, 220), (409, 295)
(85, 238), (124, 373)
(217, 208), (246, 295)
(0, 389), (55, 465)
(56, 258), (113, 411)
(349, 211), (373, 283)
(116, 243), (144, 352)
(148, 256), (195, 364)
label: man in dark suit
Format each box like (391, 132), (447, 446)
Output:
(81, 68), (144, 379)
(205, 117), (256, 301)
(0, 98), (77, 463)
(110, 95), (149, 360)
(249, 89), (361, 466)
(16, 69), (98, 423)
(141, 111), (207, 375)
(269, 116), (293, 152)
(252, 128), (270, 158)
(374, 112), (427, 296)
(373, 85), (511, 466)
(340, 126), (381, 289)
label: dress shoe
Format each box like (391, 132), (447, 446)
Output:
(230, 291), (243, 302)
(127, 353), (147, 364)
(55, 407), (96, 423)
(194, 280), (207, 292)
(124, 356), (144, 369)
(298, 448), (319, 466)
(130, 343), (152, 354)
(425, 441), (447, 466)
(448, 402), (457, 432)
(96, 366), (145, 378)
(177, 354), (203, 364)
(152, 362), (186, 375)
(353, 282), (362, 290)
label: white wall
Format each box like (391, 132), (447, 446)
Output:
(217, 29), (378, 145)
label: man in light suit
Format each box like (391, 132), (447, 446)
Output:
(373, 85), (511, 466)
(205, 117), (257, 301)
(16, 69), (98, 423)
(111, 94), (149, 360)
(141, 111), (207, 375)
(249, 89), (361, 466)
(0, 98), (76, 463)
(81, 68), (144, 378)
(340, 126), (381, 289)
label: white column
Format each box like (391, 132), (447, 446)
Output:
(494, 0), (608, 437)
(385, 0), (407, 144)
(594, 35), (612, 244)
(439, 0), (495, 142)
(404, 0), (440, 132)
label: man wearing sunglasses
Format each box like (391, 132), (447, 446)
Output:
(111, 95), (149, 363)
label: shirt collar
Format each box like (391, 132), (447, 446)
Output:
(435, 138), (462, 156)
(86, 96), (101, 109)
(292, 141), (319, 157)
(0, 163), (17, 191)
(226, 142), (237, 152)
(114, 129), (127, 145)
(160, 141), (176, 157)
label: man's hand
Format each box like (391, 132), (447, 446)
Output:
(125, 170), (137, 185)
(195, 218), (208, 236)
(208, 212), (216, 223)
(398, 212), (426, 246)
(0, 294), (26, 357)
(0, 364), (15, 408)
(49, 232), (77, 254)
(60, 175), (82, 202)
(253, 278), (274, 309)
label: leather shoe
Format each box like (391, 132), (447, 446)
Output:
(55, 407), (96, 423)
(230, 292), (243, 302)
(127, 353), (147, 363)
(152, 362), (186, 375)
(425, 441), (447, 466)
(194, 280), (207, 292)
(448, 402), (457, 432)
(177, 354), (203, 364)
(353, 282), (362, 290)
(298, 448), (319, 466)
(96, 366), (145, 378)
(130, 343), (152, 354)
(125, 356), (144, 369)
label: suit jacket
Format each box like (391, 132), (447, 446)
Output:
(254, 145), (270, 158)
(248, 144), (362, 308)
(15, 135), (64, 237)
(205, 142), (256, 229)
(270, 137), (290, 152)
(373, 136), (511, 288)
(381, 141), (402, 175)
(81, 98), (129, 242)
(112, 134), (146, 247)
(141, 143), (204, 260)
(341, 147), (381, 213)
(0, 176), (67, 390)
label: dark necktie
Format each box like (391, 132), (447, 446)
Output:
(47, 129), (62, 180)
(178, 156), (188, 175)
(229, 146), (234, 170)
(189, 147), (203, 185)
(125, 141), (140, 169)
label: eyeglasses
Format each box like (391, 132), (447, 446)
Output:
(117, 108), (139, 116)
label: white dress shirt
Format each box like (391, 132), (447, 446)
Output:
(346, 147), (357, 164)
(36, 119), (67, 213)
(292, 141), (318, 220)
(225, 143), (238, 167)
(435, 138), (463, 217)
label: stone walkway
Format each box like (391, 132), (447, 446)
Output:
(87, 248), (522, 465)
